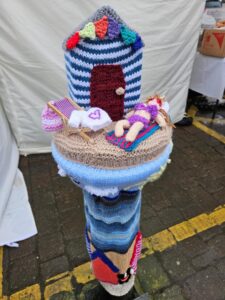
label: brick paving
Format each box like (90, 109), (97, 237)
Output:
(2, 125), (225, 299)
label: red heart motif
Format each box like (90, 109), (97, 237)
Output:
(88, 109), (101, 120)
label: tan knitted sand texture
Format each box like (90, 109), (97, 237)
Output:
(53, 125), (172, 169)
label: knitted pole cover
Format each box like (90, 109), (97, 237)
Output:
(84, 190), (142, 296)
(44, 5), (174, 297)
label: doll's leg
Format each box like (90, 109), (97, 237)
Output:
(125, 122), (144, 142)
(115, 120), (130, 137)
(155, 114), (167, 128)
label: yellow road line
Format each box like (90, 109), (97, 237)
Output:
(188, 105), (225, 145)
(195, 116), (225, 125)
(9, 284), (41, 300)
(193, 120), (225, 144)
(3, 203), (225, 299)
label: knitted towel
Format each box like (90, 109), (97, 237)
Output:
(106, 123), (160, 152)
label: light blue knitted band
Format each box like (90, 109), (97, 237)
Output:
(51, 142), (173, 189)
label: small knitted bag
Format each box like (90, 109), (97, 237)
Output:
(41, 103), (63, 132)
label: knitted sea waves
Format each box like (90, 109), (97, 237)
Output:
(84, 190), (141, 253)
(83, 190), (142, 296)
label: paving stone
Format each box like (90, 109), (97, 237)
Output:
(50, 291), (76, 300)
(188, 185), (219, 212)
(207, 234), (225, 259)
(38, 231), (65, 262)
(9, 236), (37, 261)
(34, 204), (60, 236)
(214, 144), (225, 156)
(150, 197), (172, 212)
(55, 189), (82, 213)
(154, 285), (185, 300)
(168, 189), (194, 210)
(212, 188), (225, 205)
(182, 266), (225, 300)
(215, 257), (225, 280)
(65, 237), (89, 266)
(52, 176), (75, 194)
(198, 226), (223, 241)
(160, 248), (195, 282)
(179, 203), (203, 219)
(30, 169), (52, 190)
(141, 204), (157, 220)
(9, 255), (39, 292)
(157, 207), (184, 228)
(137, 256), (170, 294)
(199, 176), (225, 194)
(60, 210), (85, 240)
(191, 248), (220, 269)
(32, 188), (56, 209)
(141, 217), (165, 237)
(177, 236), (207, 258)
(40, 256), (69, 281)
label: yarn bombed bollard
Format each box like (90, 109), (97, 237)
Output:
(43, 5), (173, 297)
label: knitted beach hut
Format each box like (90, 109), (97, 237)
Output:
(63, 6), (144, 121)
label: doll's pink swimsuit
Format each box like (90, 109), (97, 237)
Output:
(127, 103), (158, 128)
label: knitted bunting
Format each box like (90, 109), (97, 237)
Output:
(132, 34), (144, 51)
(120, 25), (137, 45)
(94, 16), (108, 39)
(108, 17), (120, 39)
(79, 22), (96, 40)
(66, 32), (80, 50)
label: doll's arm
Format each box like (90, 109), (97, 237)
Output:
(125, 110), (135, 119)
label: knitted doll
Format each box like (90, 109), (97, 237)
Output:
(115, 96), (168, 142)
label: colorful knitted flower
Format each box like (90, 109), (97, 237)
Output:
(107, 17), (120, 39)
(95, 16), (108, 39)
(120, 25), (136, 45)
(66, 32), (80, 50)
(79, 22), (96, 40)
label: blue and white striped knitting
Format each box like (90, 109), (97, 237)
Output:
(63, 6), (143, 115)
(65, 38), (142, 112)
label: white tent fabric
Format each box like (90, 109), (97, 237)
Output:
(0, 103), (37, 246)
(0, 0), (205, 154)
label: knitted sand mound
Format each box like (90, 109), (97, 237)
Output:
(53, 124), (172, 169)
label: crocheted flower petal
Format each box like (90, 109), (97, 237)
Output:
(120, 26), (137, 45)
(94, 16), (108, 39)
(79, 22), (96, 40)
(107, 17), (120, 39)
(66, 32), (80, 50)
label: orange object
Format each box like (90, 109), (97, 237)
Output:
(95, 16), (108, 39)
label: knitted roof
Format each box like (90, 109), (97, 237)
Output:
(63, 6), (143, 51)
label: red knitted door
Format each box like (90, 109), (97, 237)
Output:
(90, 65), (125, 121)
